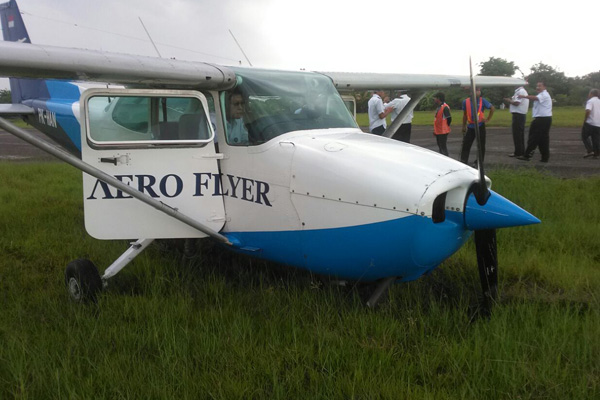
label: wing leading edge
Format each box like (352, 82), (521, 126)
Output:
(0, 41), (237, 90)
(0, 41), (525, 91)
(319, 71), (526, 91)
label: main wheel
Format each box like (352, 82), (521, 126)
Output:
(64, 259), (102, 303)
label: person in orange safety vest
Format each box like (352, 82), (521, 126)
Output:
(433, 92), (452, 156)
(460, 88), (494, 165)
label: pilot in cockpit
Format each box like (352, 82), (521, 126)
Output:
(225, 88), (249, 145)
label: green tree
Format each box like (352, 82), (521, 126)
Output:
(478, 57), (519, 107)
(479, 57), (518, 77)
(0, 89), (11, 103)
(581, 71), (600, 88)
(355, 91), (371, 113)
(571, 71), (600, 105)
(526, 63), (573, 104)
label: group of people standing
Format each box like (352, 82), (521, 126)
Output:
(367, 87), (499, 164)
(499, 82), (598, 161)
(366, 80), (596, 164)
(367, 90), (413, 140)
(507, 81), (553, 162)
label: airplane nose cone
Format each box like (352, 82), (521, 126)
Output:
(464, 190), (540, 231)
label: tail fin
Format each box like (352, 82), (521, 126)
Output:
(0, 0), (49, 103)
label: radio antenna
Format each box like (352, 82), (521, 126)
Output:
(139, 17), (162, 58)
(229, 29), (253, 66)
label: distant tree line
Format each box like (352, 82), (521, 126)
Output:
(355, 58), (600, 112)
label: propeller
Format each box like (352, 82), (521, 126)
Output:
(468, 57), (497, 313)
(474, 229), (497, 311)
(469, 57), (490, 206)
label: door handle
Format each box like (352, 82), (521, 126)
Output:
(100, 157), (118, 165)
(99, 154), (130, 165)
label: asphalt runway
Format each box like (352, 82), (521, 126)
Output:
(403, 126), (599, 179)
(1, 125), (599, 178)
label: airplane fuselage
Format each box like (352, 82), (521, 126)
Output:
(6, 78), (514, 286)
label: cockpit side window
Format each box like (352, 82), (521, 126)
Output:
(222, 68), (357, 146)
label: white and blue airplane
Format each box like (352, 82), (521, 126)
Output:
(0, 0), (539, 309)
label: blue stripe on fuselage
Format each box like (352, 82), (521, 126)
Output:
(45, 81), (81, 151)
(225, 211), (471, 282)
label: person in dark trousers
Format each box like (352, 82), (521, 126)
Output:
(582, 88), (600, 159)
(386, 92), (413, 143)
(461, 88), (494, 165)
(517, 81), (553, 162)
(504, 85), (529, 157)
(433, 92), (451, 156)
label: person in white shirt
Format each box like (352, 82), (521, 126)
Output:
(385, 92), (413, 143)
(582, 88), (600, 159)
(517, 81), (552, 162)
(504, 86), (529, 157)
(368, 90), (394, 135)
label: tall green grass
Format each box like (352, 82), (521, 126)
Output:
(0, 162), (598, 399)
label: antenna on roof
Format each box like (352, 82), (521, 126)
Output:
(229, 29), (253, 67)
(138, 16), (162, 58)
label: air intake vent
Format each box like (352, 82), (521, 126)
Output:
(432, 192), (447, 223)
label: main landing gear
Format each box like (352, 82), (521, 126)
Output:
(64, 239), (154, 303)
(365, 276), (397, 309)
(65, 259), (102, 303)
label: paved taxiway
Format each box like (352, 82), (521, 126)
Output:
(1, 125), (598, 178)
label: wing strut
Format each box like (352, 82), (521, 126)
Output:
(0, 117), (232, 246)
(383, 90), (426, 139)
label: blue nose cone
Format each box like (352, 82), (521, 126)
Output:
(464, 190), (540, 231)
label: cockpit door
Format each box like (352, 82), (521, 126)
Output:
(80, 88), (225, 240)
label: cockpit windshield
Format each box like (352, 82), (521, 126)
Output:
(225, 68), (358, 145)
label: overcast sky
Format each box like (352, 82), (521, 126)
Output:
(1, 0), (598, 90)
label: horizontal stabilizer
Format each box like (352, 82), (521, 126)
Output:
(0, 103), (35, 115)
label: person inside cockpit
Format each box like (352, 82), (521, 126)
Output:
(225, 88), (249, 145)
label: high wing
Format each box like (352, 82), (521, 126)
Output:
(0, 41), (237, 90)
(319, 71), (525, 91)
(0, 41), (525, 95)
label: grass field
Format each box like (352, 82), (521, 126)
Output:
(356, 106), (585, 129)
(0, 162), (598, 399)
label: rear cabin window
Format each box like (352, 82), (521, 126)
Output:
(87, 95), (213, 145)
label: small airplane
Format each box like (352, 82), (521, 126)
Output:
(0, 0), (539, 310)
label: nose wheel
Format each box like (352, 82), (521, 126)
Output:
(64, 259), (103, 303)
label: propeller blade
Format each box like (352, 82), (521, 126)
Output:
(468, 57), (489, 205)
(474, 229), (498, 310)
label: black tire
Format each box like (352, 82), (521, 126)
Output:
(64, 259), (103, 303)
